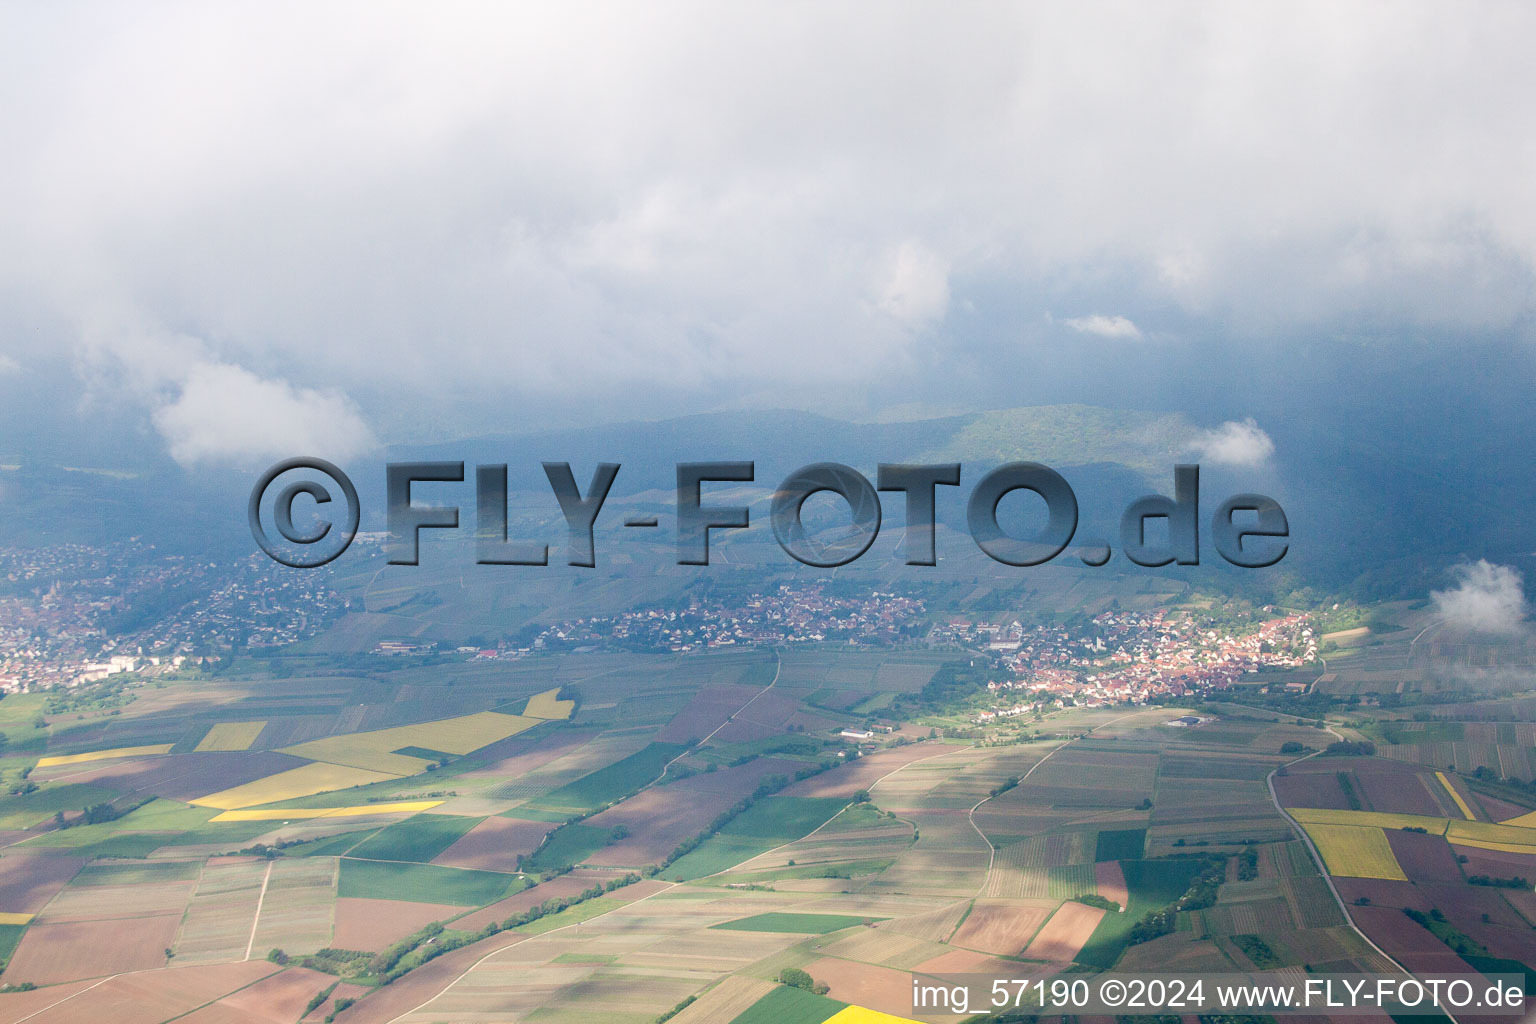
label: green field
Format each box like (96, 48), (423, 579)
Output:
(73, 860), (201, 885)
(526, 822), (612, 871)
(499, 806), (573, 823)
(716, 796), (848, 840)
(1075, 858), (1202, 968)
(514, 896), (625, 935)
(663, 796), (849, 881)
(530, 742), (688, 812)
(0, 923), (26, 970)
(663, 836), (769, 880)
(1094, 827), (1147, 861)
(711, 912), (880, 934)
(346, 814), (484, 863)
(338, 857), (522, 906)
(730, 985), (847, 1024)
(0, 783), (122, 830)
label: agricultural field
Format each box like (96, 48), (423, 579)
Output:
(8, 644), (1519, 1024)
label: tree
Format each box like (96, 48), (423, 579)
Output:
(779, 968), (815, 990)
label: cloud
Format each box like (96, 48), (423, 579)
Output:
(150, 362), (374, 467)
(1062, 314), (1142, 340)
(3, 4), (1536, 447)
(0, 354), (18, 375)
(1432, 560), (1529, 635)
(878, 241), (950, 326)
(1189, 418), (1275, 468)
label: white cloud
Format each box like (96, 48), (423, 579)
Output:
(0, 354), (18, 375)
(1062, 314), (1142, 340)
(2, 4), (1536, 445)
(1432, 561), (1529, 635)
(1190, 418), (1275, 467)
(878, 241), (950, 326)
(151, 362), (373, 467)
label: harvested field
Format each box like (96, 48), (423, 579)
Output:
(872, 900), (969, 942)
(915, 946), (1037, 977)
(4, 914), (178, 982)
(432, 815), (556, 871)
(1, 961), (278, 1024)
(984, 836), (1049, 898)
(250, 858), (336, 956)
(175, 859), (269, 964)
(39, 879), (195, 923)
(1022, 901), (1106, 962)
(1047, 863), (1096, 898)
(195, 722), (267, 753)
(331, 898), (463, 951)
(668, 975), (777, 1024)
(1093, 861), (1128, 908)
(192, 762), (400, 810)
(818, 928), (946, 969)
(951, 899), (1055, 955)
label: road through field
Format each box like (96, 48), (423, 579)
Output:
(964, 706), (1157, 900)
(243, 860), (274, 961)
(1264, 714), (1458, 1021)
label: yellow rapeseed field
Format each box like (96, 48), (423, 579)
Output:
(523, 688), (575, 720)
(277, 711), (538, 774)
(1288, 807), (1449, 834)
(209, 799), (443, 821)
(824, 1007), (924, 1024)
(36, 744), (173, 767)
(194, 720), (267, 752)
(1435, 771), (1475, 819)
(191, 762), (398, 810)
(1301, 824), (1408, 880)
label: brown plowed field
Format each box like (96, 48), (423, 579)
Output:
(431, 816), (555, 871)
(9, 961), (279, 1024)
(784, 743), (947, 799)
(1384, 829), (1464, 882)
(1021, 902), (1105, 962)
(951, 899), (1054, 955)
(331, 898), (463, 952)
(3, 914), (180, 983)
(0, 853), (83, 914)
(178, 967), (335, 1024)
(1094, 860), (1128, 907)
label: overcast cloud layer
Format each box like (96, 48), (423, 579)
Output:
(2, 3), (1535, 465)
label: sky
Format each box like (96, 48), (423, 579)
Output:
(2, 3), (1535, 471)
